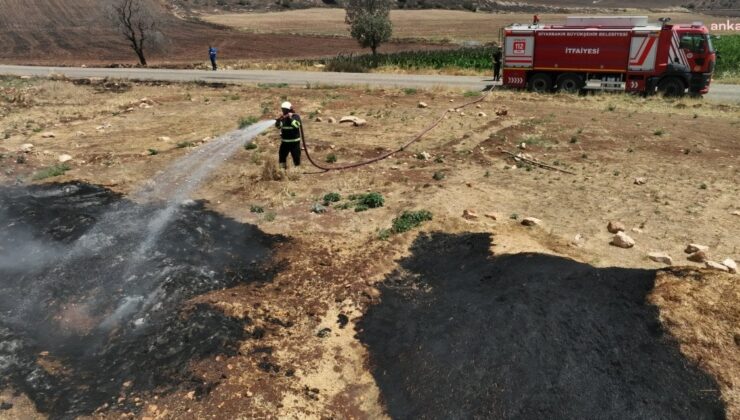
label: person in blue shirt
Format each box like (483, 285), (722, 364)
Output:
(274, 101), (302, 170)
(209, 46), (218, 71)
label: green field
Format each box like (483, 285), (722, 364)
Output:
(712, 35), (740, 82)
(303, 47), (492, 73)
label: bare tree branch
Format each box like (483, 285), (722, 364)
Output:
(106, 0), (162, 66)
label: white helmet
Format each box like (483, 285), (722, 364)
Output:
(281, 101), (292, 110)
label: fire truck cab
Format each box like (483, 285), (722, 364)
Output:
(501, 16), (716, 96)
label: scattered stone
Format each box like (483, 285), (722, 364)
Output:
(731, 210), (740, 216)
(125, 107), (134, 113)
(58, 154), (73, 163)
(316, 328), (332, 338)
(631, 227), (643, 234)
(477, 112), (487, 117)
(462, 209), (479, 220)
(687, 251), (708, 263)
(40, 132), (56, 138)
(521, 217), (542, 227)
(75, 131), (86, 137)
(185, 391), (195, 400)
(684, 243), (709, 254)
(327, 117), (337, 124)
(418, 151), (431, 160)
(448, 108), (456, 112)
(449, 99), (454, 102)
(20, 75), (31, 80)
(722, 258), (737, 274)
(495, 108), (508, 116)
(610, 231), (635, 248)
(476, 104), (482, 109)
(311, 203), (327, 214)
(634, 177), (647, 185)
(339, 116), (367, 127)
(459, 112), (466, 116)
(484, 212), (498, 221)
(705, 261), (730, 272)
(157, 136), (171, 142)
(648, 252), (673, 265)
(315, 117), (323, 122)
(19, 143), (34, 153)
(519, 142), (526, 150)
(607, 221), (626, 234)
(418, 102), (428, 108)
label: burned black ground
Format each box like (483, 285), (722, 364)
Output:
(0, 182), (281, 419)
(358, 232), (726, 420)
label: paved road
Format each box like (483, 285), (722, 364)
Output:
(1, 64), (738, 103)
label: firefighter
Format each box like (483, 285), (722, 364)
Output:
(533, 14), (540, 25)
(275, 101), (302, 170)
(492, 46), (502, 82)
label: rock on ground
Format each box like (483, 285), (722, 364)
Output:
(328, 117), (337, 124)
(722, 258), (737, 274)
(687, 251), (708, 263)
(462, 209), (479, 220)
(611, 232), (635, 248)
(19, 144), (34, 153)
(685, 244), (709, 254)
(484, 213), (498, 221)
(634, 177), (647, 185)
(418, 102), (428, 108)
(58, 154), (73, 163)
(607, 221), (626, 234)
(521, 217), (542, 227)
(339, 116), (367, 127)
(648, 252), (673, 266)
(705, 261), (730, 272)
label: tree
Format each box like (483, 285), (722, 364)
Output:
(345, 0), (393, 64)
(107, 0), (162, 66)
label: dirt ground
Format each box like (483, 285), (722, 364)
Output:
(203, 9), (740, 42)
(0, 75), (738, 418)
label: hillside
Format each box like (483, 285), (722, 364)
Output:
(171, 0), (734, 13)
(0, 0), (439, 66)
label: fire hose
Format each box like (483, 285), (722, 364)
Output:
(298, 87), (495, 173)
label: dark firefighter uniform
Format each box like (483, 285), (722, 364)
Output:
(275, 101), (302, 168)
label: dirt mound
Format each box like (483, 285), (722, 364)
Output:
(358, 232), (725, 419)
(0, 182), (280, 418)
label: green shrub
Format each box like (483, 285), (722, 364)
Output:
(309, 46), (493, 73)
(355, 204), (370, 212)
(326, 153), (337, 163)
(147, 149), (158, 155)
(712, 35), (740, 80)
(323, 192), (341, 204)
(250, 205), (265, 213)
(352, 192), (384, 208)
(391, 210), (433, 233)
(176, 141), (195, 148)
(238, 116), (260, 129)
(244, 142), (258, 150)
(432, 171), (445, 181)
(33, 163), (70, 180)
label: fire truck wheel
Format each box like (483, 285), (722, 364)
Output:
(528, 73), (553, 93)
(556, 74), (584, 93)
(657, 77), (685, 97)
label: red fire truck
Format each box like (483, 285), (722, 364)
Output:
(501, 16), (716, 96)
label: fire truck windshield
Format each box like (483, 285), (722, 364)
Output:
(679, 34), (709, 53)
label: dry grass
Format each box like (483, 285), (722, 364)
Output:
(650, 268), (740, 418)
(203, 9), (738, 43)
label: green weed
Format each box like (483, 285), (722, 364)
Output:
(33, 163), (70, 180)
(391, 210), (433, 233)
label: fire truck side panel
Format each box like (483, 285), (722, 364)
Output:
(628, 32), (660, 72)
(532, 30), (632, 73)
